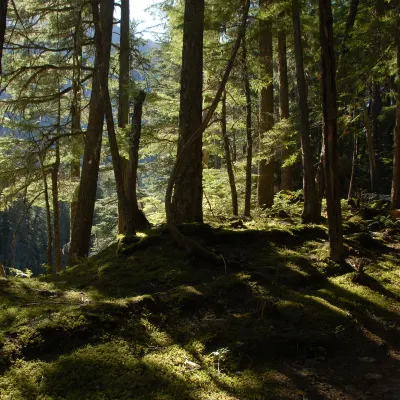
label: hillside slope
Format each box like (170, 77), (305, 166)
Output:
(1, 219), (399, 399)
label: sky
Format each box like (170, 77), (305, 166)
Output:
(129, 0), (164, 41)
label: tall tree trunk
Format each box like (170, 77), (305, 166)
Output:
(258, 0), (274, 208)
(242, 36), (253, 217)
(39, 156), (53, 269)
(391, 15), (400, 210)
(278, 27), (292, 191)
(69, 0), (114, 264)
(0, 0), (8, 74)
(171, 0), (204, 224)
(52, 141), (61, 273)
(232, 130), (237, 162)
(117, 0), (131, 234)
(221, 90), (238, 216)
(70, 0), (83, 240)
(292, 0), (319, 223)
(319, 0), (344, 262)
(348, 132), (357, 202)
(363, 106), (378, 192)
(128, 91), (151, 230)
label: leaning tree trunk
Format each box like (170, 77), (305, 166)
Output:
(363, 105), (378, 192)
(221, 90), (238, 216)
(0, 0), (8, 74)
(242, 35), (253, 217)
(292, 0), (319, 223)
(69, 0), (114, 264)
(258, 0), (275, 208)
(278, 27), (292, 191)
(127, 91), (151, 230)
(171, 0), (205, 224)
(319, 0), (344, 262)
(392, 14), (400, 210)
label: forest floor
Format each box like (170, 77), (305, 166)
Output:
(1, 200), (400, 399)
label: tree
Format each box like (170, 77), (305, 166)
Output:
(0, 0), (7, 74)
(319, 0), (343, 261)
(257, 0), (275, 209)
(292, 0), (319, 224)
(221, 90), (238, 216)
(391, 14), (400, 210)
(278, 25), (292, 191)
(69, 0), (114, 264)
(171, 0), (205, 224)
(242, 35), (253, 217)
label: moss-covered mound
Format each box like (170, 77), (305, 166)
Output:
(1, 222), (399, 399)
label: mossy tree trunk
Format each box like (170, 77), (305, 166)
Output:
(348, 132), (357, 203)
(319, 0), (344, 262)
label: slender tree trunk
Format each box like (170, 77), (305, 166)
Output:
(117, 0), (131, 234)
(0, 0), (8, 74)
(39, 157), (53, 269)
(171, 0), (205, 224)
(348, 133), (357, 202)
(242, 36), (253, 217)
(363, 106), (378, 192)
(128, 91), (151, 230)
(258, 0), (274, 208)
(319, 0), (344, 262)
(70, 0), (83, 240)
(69, 0), (114, 264)
(221, 91), (238, 216)
(278, 27), (292, 191)
(232, 130), (237, 162)
(165, 0), (250, 258)
(391, 15), (400, 210)
(292, 0), (319, 223)
(52, 141), (61, 273)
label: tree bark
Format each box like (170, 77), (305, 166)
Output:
(165, 0), (250, 260)
(117, 0), (131, 234)
(128, 91), (151, 230)
(70, 0), (83, 240)
(363, 105), (378, 192)
(348, 132), (357, 202)
(171, 0), (205, 224)
(319, 0), (344, 262)
(292, 0), (319, 223)
(242, 36), (253, 217)
(221, 90), (238, 216)
(258, 0), (274, 208)
(278, 27), (292, 191)
(391, 15), (400, 210)
(69, 0), (114, 264)
(0, 0), (8, 74)
(52, 141), (61, 273)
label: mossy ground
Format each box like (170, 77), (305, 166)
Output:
(1, 205), (400, 399)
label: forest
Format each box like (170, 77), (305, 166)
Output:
(0, 0), (399, 398)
